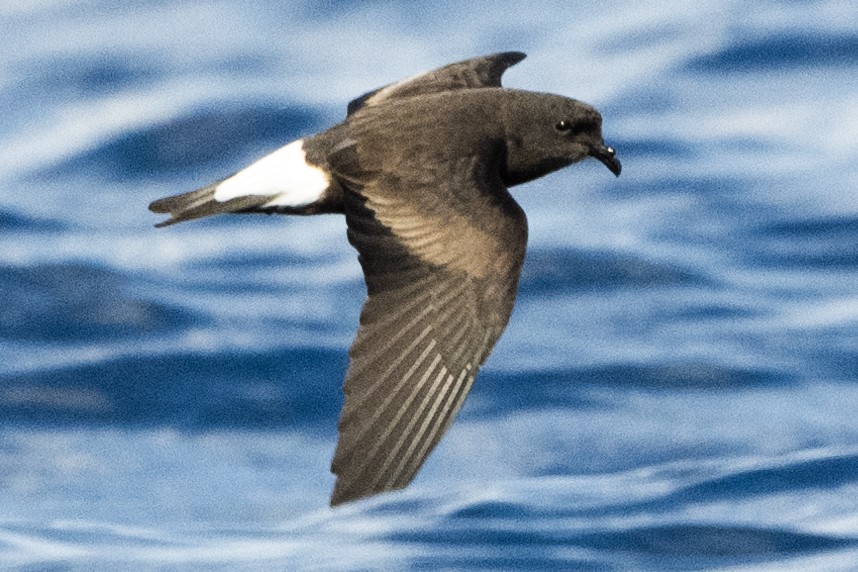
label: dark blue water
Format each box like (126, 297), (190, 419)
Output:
(2, 1), (858, 570)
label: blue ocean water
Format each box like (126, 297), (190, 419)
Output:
(2, 0), (858, 569)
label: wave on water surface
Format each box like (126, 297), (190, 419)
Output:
(2, 0), (858, 570)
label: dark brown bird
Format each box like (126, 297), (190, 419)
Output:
(149, 52), (621, 506)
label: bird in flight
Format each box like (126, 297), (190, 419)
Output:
(150, 52), (621, 506)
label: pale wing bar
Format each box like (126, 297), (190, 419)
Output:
(346, 52), (526, 116)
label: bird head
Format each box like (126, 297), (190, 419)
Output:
(501, 92), (621, 186)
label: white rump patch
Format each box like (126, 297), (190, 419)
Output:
(214, 139), (330, 207)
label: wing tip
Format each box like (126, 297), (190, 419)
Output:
(497, 51), (527, 65)
(329, 486), (351, 507)
(328, 478), (364, 507)
(329, 477), (406, 507)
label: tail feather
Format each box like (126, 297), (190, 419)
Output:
(149, 182), (275, 227)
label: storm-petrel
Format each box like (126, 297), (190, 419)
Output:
(150, 51), (621, 506)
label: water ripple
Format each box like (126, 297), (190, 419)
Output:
(686, 33), (858, 73)
(40, 104), (324, 182)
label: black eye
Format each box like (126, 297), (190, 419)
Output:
(555, 119), (574, 133)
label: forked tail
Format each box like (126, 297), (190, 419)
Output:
(148, 182), (275, 227)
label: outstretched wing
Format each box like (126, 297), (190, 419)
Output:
(329, 138), (528, 506)
(346, 51), (526, 116)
